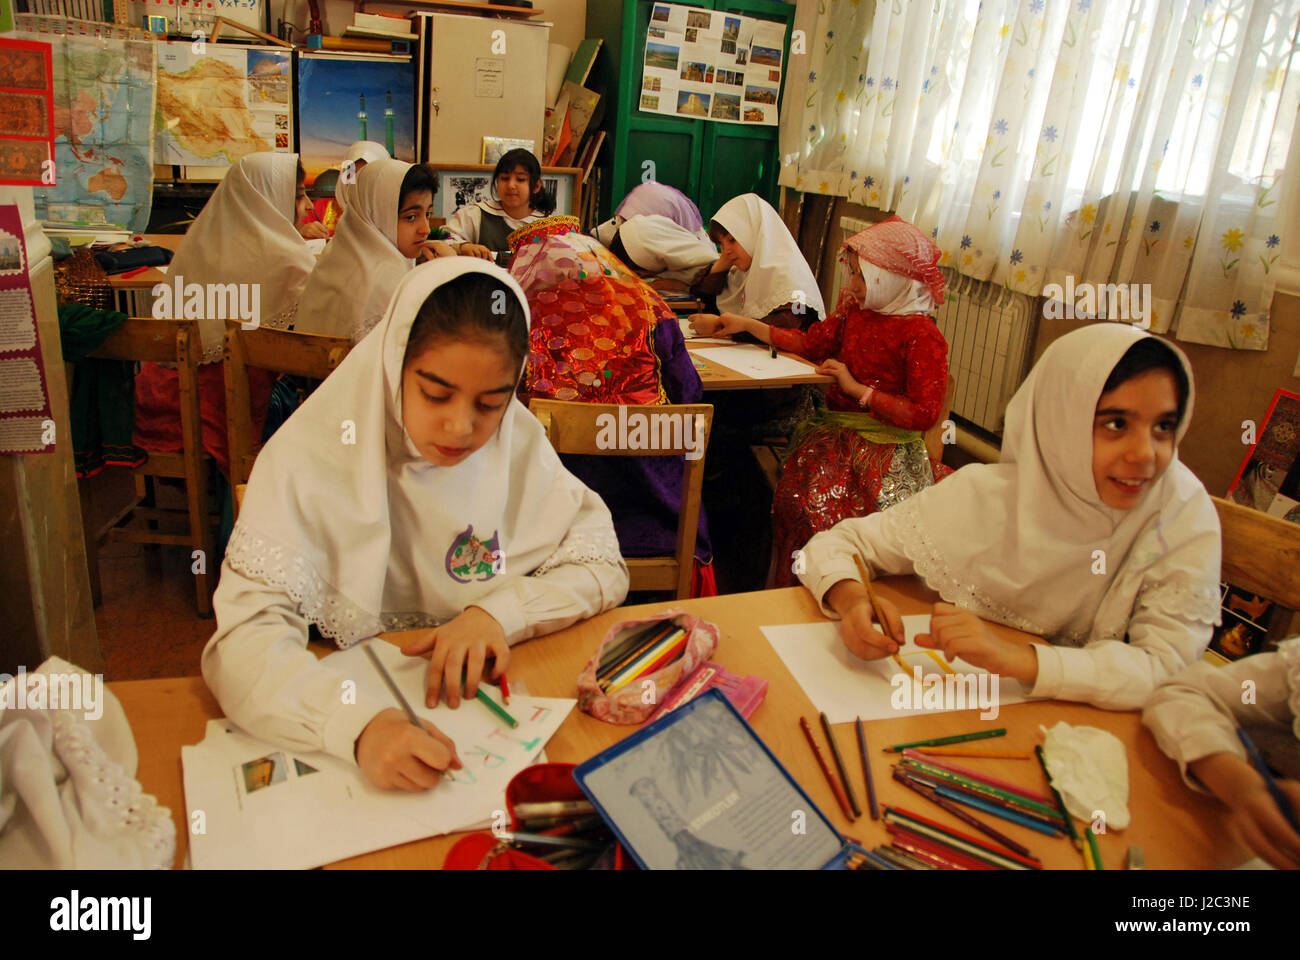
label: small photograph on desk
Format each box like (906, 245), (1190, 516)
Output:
(240, 752), (288, 794)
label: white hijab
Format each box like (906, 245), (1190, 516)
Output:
(295, 158), (413, 342)
(162, 152), (317, 361)
(885, 323), (1221, 644)
(223, 258), (617, 645)
(711, 193), (826, 321)
(618, 214), (717, 278)
(336, 140), (390, 210)
(852, 257), (936, 315)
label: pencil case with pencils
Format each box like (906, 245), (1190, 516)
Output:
(578, 611), (720, 725)
(441, 763), (635, 870)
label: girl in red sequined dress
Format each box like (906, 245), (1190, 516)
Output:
(691, 216), (951, 587)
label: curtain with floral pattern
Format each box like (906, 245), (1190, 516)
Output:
(778, 0), (1300, 352)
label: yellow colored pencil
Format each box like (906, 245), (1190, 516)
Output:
(854, 554), (907, 673)
(925, 650), (957, 675)
(1081, 837), (1095, 870)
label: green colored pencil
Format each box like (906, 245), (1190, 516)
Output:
(477, 686), (519, 728)
(1036, 745), (1082, 850)
(1085, 826), (1103, 870)
(899, 758), (1063, 820)
(885, 728), (1007, 753)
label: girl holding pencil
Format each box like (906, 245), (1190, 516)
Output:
(795, 324), (1221, 710)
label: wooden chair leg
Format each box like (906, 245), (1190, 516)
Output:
(187, 463), (215, 619)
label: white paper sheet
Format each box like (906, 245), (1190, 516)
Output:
(182, 641), (574, 869)
(689, 344), (815, 379)
(761, 618), (1031, 724)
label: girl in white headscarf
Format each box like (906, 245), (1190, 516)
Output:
(797, 323), (1222, 711)
(295, 159), (438, 342)
(688, 193), (826, 334)
(203, 259), (628, 791)
(134, 152), (318, 475)
(593, 183), (716, 285)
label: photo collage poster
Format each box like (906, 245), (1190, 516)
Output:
(640, 3), (784, 126)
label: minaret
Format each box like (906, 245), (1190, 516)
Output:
(358, 93), (367, 141)
(384, 90), (395, 156)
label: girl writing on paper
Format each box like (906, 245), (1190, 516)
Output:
(203, 260), (629, 790)
(593, 182), (717, 285)
(687, 192), (825, 335)
(134, 152), (318, 476)
(796, 323), (1222, 711)
(296, 160), (446, 343)
(1144, 638), (1300, 869)
(444, 148), (556, 259)
(696, 217), (950, 588)
(510, 215), (716, 596)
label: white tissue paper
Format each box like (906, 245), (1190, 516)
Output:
(1041, 721), (1130, 830)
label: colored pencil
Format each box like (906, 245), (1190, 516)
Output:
(872, 845), (934, 870)
(925, 650), (957, 674)
(913, 747), (1034, 759)
(605, 629), (686, 691)
(901, 749), (1052, 803)
(362, 641), (454, 781)
(856, 717), (879, 819)
(859, 849), (899, 870)
(499, 674), (510, 705)
(886, 832), (967, 870)
(617, 633), (688, 687)
(513, 800), (595, 819)
(820, 712), (862, 818)
(1036, 744), (1082, 851)
(602, 626), (684, 688)
(598, 622), (676, 680)
(1081, 835), (1096, 870)
(884, 806), (1039, 870)
(1237, 727), (1300, 834)
(924, 779), (1065, 837)
(1085, 825), (1103, 870)
(854, 553), (908, 673)
(891, 768), (1037, 859)
(885, 728), (1008, 752)
(502, 832), (602, 850)
(476, 685), (519, 728)
(799, 716), (855, 821)
(599, 620), (669, 671)
(899, 757), (1063, 819)
(898, 765), (1066, 828)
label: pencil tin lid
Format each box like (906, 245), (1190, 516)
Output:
(574, 689), (847, 869)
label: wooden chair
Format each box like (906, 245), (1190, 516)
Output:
(923, 375), (956, 465)
(224, 321), (351, 518)
(80, 317), (216, 616)
(1212, 496), (1300, 612)
(529, 398), (714, 599)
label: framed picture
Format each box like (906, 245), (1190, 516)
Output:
(1227, 389), (1300, 519)
(481, 137), (536, 165)
(295, 52), (417, 187)
(431, 163), (582, 222)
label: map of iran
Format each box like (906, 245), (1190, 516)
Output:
(154, 43), (290, 167)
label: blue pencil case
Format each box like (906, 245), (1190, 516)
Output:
(573, 689), (877, 870)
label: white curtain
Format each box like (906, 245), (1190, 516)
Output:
(779, 0), (1300, 352)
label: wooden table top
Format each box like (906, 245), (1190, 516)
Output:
(111, 581), (1236, 870)
(104, 233), (185, 290)
(684, 340), (832, 391)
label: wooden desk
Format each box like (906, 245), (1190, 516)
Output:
(104, 234), (185, 315)
(685, 340), (832, 391)
(112, 583), (1234, 870)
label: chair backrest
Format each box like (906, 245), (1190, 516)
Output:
(1212, 496), (1300, 611)
(528, 398), (714, 599)
(923, 375), (956, 464)
(89, 316), (204, 462)
(224, 320), (352, 500)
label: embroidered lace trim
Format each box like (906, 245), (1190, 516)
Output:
(534, 528), (625, 577)
(262, 303), (297, 331)
(50, 711), (175, 869)
(894, 501), (1088, 644)
(1136, 577), (1222, 626)
(1279, 637), (1300, 741)
(225, 523), (384, 647)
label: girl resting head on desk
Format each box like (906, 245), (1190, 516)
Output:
(295, 160), (452, 342)
(203, 259), (628, 791)
(686, 192), (825, 338)
(796, 322), (1222, 711)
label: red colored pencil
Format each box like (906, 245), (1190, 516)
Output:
(119, 265), (148, 279)
(901, 749), (1051, 803)
(886, 824), (994, 870)
(887, 804), (1044, 869)
(499, 674), (510, 705)
(799, 716), (855, 821)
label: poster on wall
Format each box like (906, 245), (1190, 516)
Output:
(0, 38), (54, 187)
(640, 2), (784, 126)
(296, 53), (416, 187)
(155, 42), (291, 168)
(0, 204), (53, 456)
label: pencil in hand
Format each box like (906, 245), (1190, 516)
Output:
(362, 641), (455, 782)
(853, 553), (907, 672)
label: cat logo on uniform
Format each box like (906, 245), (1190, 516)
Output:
(445, 524), (502, 583)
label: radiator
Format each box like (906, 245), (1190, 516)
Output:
(934, 268), (1039, 435)
(836, 217), (1039, 435)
